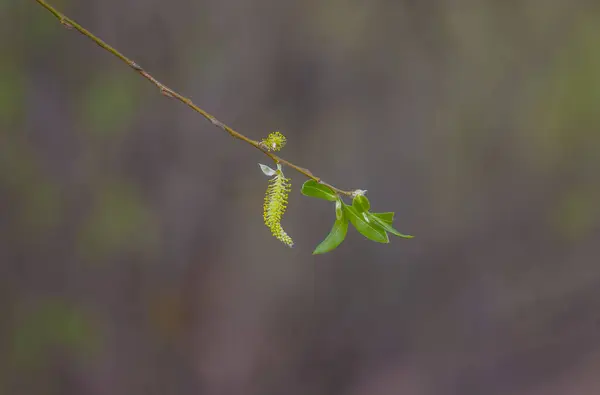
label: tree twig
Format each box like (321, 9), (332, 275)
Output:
(34, 0), (355, 196)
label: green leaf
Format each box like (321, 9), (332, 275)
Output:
(344, 204), (389, 243)
(313, 215), (349, 255)
(371, 212), (394, 225)
(301, 180), (337, 201)
(369, 213), (414, 239)
(352, 194), (370, 213)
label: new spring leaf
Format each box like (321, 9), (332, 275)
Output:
(301, 180), (337, 201)
(313, 203), (349, 254)
(343, 203), (389, 243)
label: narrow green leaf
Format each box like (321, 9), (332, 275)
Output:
(344, 204), (389, 243)
(313, 216), (349, 254)
(371, 212), (394, 225)
(301, 180), (337, 201)
(369, 213), (414, 239)
(352, 195), (370, 213)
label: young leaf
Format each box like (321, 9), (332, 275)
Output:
(313, 216), (349, 254)
(352, 194), (370, 213)
(258, 163), (276, 176)
(369, 213), (414, 239)
(343, 204), (389, 243)
(370, 212), (394, 225)
(362, 212), (371, 223)
(335, 199), (343, 220)
(301, 180), (337, 201)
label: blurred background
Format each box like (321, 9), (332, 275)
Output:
(2, 0), (600, 394)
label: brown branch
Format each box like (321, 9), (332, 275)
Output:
(34, 0), (354, 197)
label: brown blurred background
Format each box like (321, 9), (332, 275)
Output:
(2, 0), (600, 394)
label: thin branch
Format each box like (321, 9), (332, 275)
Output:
(34, 0), (354, 197)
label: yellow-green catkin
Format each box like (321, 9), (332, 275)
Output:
(261, 131), (287, 152)
(263, 167), (293, 247)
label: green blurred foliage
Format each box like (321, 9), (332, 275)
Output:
(526, 13), (600, 170)
(0, 58), (25, 126)
(81, 71), (139, 139)
(521, 13), (600, 239)
(0, 136), (63, 235)
(553, 187), (600, 240)
(78, 180), (159, 262)
(12, 299), (99, 368)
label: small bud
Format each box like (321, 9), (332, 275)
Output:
(259, 163), (276, 176)
(352, 189), (367, 197)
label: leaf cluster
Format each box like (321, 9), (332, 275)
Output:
(301, 181), (413, 254)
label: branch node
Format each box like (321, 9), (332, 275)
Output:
(130, 62), (143, 71)
(59, 18), (73, 29)
(210, 118), (225, 129)
(159, 87), (174, 98)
